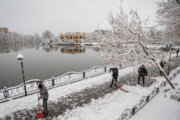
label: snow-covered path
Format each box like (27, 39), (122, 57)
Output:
(130, 73), (180, 120)
(0, 56), (180, 120)
(55, 81), (164, 120)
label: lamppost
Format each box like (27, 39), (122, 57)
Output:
(17, 53), (27, 96)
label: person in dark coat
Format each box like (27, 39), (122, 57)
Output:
(109, 67), (118, 88)
(138, 65), (147, 86)
(38, 82), (49, 117)
(177, 48), (179, 57)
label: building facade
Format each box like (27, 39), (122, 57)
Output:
(60, 33), (85, 43)
(0, 28), (9, 34)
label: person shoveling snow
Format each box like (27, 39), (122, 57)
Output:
(109, 67), (119, 88)
(37, 81), (49, 118)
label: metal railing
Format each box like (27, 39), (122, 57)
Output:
(0, 65), (108, 102)
(118, 68), (180, 120)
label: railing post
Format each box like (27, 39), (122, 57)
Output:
(3, 86), (9, 99)
(104, 67), (106, 73)
(156, 87), (159, 93)
(131, 107), (136, 116)
(164, 81), (166, 86)
(52, 76), (55, 86)
(146, 96), (150, 103)
(83, 71), (85, 78)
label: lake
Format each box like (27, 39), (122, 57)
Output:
(0, 42), (104, 90)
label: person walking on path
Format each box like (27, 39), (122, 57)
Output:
(109, 67), (118, 88)
(37, 82), (49, 117)
(138, 65), (147, 86)
(177, 48), (179, 57)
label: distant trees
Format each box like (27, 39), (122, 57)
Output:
(0, 31), (42, 47)
(42, 30), (54, 39)
(0, 32), (10, 42)
(156, 0), (180, 44)
(85, 32), (98, 42)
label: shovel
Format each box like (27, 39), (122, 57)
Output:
(114, 79), (120, 90)
(36, 83), (43, 119)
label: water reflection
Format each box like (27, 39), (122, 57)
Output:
(61, 46), (86, 54)
(0, 41), (41, 54)
(0, 43), (104, 89)
(0, 42), (100, 55)
(42, 45), (59, 53)
(0, 42), (23, 53)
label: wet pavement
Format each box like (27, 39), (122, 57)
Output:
(2, 57), (180, 120)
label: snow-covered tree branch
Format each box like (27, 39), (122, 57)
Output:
(98, 4), (175, 89)
(156, 0), (180, 44)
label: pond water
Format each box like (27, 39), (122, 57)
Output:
(0, 43), (104, 90)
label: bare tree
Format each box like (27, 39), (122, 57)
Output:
(98, 6), (175, 89)
(42, 30), (54, 39)
(156, 0), (180, 44)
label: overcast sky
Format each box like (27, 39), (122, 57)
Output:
(0, 0), (163, 35)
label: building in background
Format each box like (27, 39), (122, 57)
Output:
(0, 28), (9, 34)
(60, 32), (85, 43)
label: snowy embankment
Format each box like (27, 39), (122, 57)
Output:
(55, 67), (180, 120)
(130, 71), (180, 120)
(0, 66), (134, 118)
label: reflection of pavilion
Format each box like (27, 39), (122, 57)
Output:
(61, 46), (86, 54)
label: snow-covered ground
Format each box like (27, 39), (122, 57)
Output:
(0, 53), (179, 119)
(130, 72), (180, 120)
(53, 67), (180, 120)
(54, 77), (164, 120)
(0, 66), (134, 118)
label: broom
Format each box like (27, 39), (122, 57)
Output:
(36, 83), (43, 119)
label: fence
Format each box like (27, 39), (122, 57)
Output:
(0, 65), (111, 103)
(118, 68), (180, 120)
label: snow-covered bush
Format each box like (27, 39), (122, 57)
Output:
(41, 37), (59, 45)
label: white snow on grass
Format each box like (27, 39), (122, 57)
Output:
(0, 66), (134, 118)
(130, 72), (180, 120)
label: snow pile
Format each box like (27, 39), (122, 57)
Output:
(166, 89), (180, 102)
(164, 71), (180, 102)
(130, 72), (180, 120)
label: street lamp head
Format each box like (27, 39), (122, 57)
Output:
(17, 53), (24, 61)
